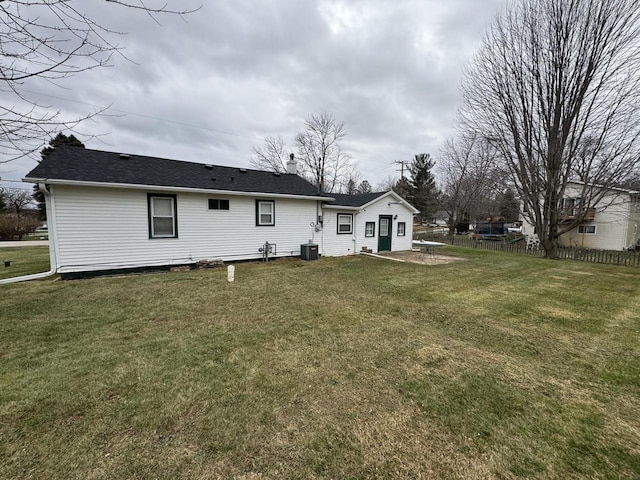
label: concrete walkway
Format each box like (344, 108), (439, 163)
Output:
(0, 240), (49, 248)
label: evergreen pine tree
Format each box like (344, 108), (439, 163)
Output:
(407, 153), (439, 217)
(33, 133), (85, 220)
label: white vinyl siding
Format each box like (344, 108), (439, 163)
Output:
(49, 185), (318, 274)
(555, 184), (639, 251)
(320, 194), (415, 256)
(354, 197), (414, 254)
(320, 209), (356, 256)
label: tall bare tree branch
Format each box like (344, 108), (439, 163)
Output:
(250, 135), (289, 173)
(438, 135), (498, 236)
(295, 112), (352, 193)
(0, 1), (199, 162)
(460, 0), (640, 257)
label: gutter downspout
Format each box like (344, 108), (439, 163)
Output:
(0, 183), (57, 285)
(353, 210), (360, 254)
(0, 270), (56, 285)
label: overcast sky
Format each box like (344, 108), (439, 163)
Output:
(1, 0), (508, 192)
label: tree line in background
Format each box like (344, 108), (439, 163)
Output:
(5, 118), (519, 243)
(251, 112), (359, 194)
(251, 112), (526, 229)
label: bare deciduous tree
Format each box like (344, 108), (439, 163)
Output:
(295, 112), (352, 193)
(250, 136), (289, 172)
(2, 188), (33, 214)
(376, 176), (394, 192)
(0, 1), (198, 163)
(341, 167), (362, 194)
(0, 213), (39, 240)
(460, 0), (640, 257)
(357, 180), (372, 194)
(438, 135), (498, 237)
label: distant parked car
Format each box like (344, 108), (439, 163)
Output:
(628, 239), (640, 252)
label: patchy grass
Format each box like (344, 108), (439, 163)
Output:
(1, 247), (639, 479)
(0, 246), (49, 280)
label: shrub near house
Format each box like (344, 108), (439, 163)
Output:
(0, 214), (39, 240)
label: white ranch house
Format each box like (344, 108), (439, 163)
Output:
(25, 147), (418, 277)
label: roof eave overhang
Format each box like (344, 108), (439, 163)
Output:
(23, 177), (334, 202)
(360, 191), (421, 214)
(322, 204), (361, 211)
(567, 180), (638, 195)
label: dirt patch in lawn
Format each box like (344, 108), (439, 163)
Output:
(375, 250), (465, 265)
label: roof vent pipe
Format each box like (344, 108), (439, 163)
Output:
(119, 153), (130, 159)
(286, 153), (297, 175)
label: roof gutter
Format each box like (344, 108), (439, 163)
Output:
(322, 204), (361, 211)
(23, 177), (334, 202)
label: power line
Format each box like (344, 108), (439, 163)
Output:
(393, 160), (409, 196)
(19, 88), (261, 142)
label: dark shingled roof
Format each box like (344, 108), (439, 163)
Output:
(328, 192), (388, 207)
(25, 146), (331, 198)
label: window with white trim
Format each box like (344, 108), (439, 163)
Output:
(578, 224), (596, 234)
(397, 222), (406, 236)
(256, 200), (275, 226)
(148, 194), (177, 238)
(365, 222), (375, 237)
(337, 214), (353, 234)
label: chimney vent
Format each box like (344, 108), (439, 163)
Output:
(286, 153), (297, 175)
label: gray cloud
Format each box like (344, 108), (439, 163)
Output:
(0, 0), (507, 191)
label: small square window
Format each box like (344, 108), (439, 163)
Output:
(578, 224), (596, 234)
(365, 222), (375, 237)
(256, 200), (275, 226)
(397, 222), (406, 236)
(337, 214), (353, 234)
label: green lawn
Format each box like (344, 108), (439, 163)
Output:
(1, 248), (639, 479)
(0, 246), (50, 280)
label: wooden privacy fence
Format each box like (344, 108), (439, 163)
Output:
(414, 233), (640, 267)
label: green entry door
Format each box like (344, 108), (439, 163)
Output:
(378, 215), (392, 251)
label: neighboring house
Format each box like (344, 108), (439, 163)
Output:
(428, 210), (449, 227)
(521, 181), (640, 251)
(24, 147), (418, 277)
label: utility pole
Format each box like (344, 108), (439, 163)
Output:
(393, 160), (409, 197)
